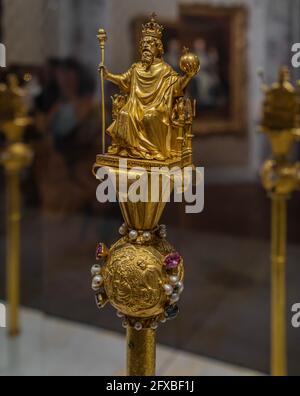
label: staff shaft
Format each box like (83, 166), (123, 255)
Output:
(100, 46), (106, 154)
(127, 327), (156, 376)
(271, 195), (287, 376)
(6, 169), (21, 337)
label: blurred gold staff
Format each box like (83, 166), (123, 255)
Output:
(0, 75), (33, 336)
(97, 28), (107, 155)
(259, 67), (300, 376)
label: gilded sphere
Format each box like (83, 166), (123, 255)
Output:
(0, 142), (33, 170)
(102, 238), (184, 318)
(179, 52), (200, 76)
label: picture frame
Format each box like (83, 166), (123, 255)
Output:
(132, 5), (248, 135)
(179, 4), (248, 135)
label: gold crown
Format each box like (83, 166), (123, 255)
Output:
(142, 12), (164, 40)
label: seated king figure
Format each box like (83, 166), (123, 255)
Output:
(100, 14), (199, 161)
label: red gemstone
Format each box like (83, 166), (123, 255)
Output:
(164, 252), (182, 269)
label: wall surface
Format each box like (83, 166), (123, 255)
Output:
(2, 0), (107, 65)
(2, 0), (45, 64)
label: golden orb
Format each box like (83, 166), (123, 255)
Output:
(102, 238), (184, 319)
(179, 50), (200, 76)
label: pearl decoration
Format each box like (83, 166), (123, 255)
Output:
(119, 223), (128, 235)
(119, 227), (126, 236)
(134, 322), (143, 331)
(91, 264), (101, 277)
(143, 231), (152, 242)
(170, 293), (180, 303)
(163, 284), (173, 296)
(177, 281), (184, 294)
(159, 230), (167, 238)
(169, 275), (179, 285)
(122, 320), (129, 328)
(129, 230), (138, 241)
(92, 275), (103, 291)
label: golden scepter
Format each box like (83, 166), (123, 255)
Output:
(0, 75), (33, 336)
(97, 28), (107, 155)
(259, 67), (300, 376)
(91, 14), (200, 376)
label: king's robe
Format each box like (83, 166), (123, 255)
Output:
(107, 58), (184, 159)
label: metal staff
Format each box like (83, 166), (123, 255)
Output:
(270, 194), (287, 376)
(1, 142), (33, 337)
(259, 67), (300, 376)
(97, 28), (107, 155)
(6, 163), (21, 337)
(127, 328), (156, 376)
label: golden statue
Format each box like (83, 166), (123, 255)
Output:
(98, 13), (200, 161)
(92, 14), (200, 376)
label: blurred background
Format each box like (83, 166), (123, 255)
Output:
(0, 0), (300, 376)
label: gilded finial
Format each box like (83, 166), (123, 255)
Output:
(97, 28), (107, 49)
(150, 12), (158, 21)
(259, 66), (300, 161)
(279, 66), (290, 85)
(260, 66), (299, 132)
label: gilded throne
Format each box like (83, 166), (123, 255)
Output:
(110, 93), (196, 166)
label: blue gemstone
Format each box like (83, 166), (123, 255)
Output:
(165, 305), (179, 320)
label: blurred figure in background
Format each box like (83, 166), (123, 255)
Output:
(35, 58), (61, 119)
(165, 38), (181, 73)
(33, 58), (100, 216)
(191, 38), (225, 111)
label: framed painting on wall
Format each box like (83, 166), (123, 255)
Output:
(132, 5), (248, 135)
(178, 4), (248, 135)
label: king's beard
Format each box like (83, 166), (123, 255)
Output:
(141, 50), (155, 70)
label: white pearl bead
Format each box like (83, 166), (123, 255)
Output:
(177, 281), (184, 294)
(143, 231), (152, 241)
(163, 284), (173, 296)
(134, 322), (143, 331)
(92, 275), (103, 291)
(91, 264), (101, 277)
(116, 311), (124, 318)
(119, 226), (126, 236)
(122, 321), (128, 328)
(169, 275), (179, 285)
(151, 322), (158, 330)
(160, 231), (167, 239)
(129, 230), (138, 240)
(171, 293), (180, 303)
